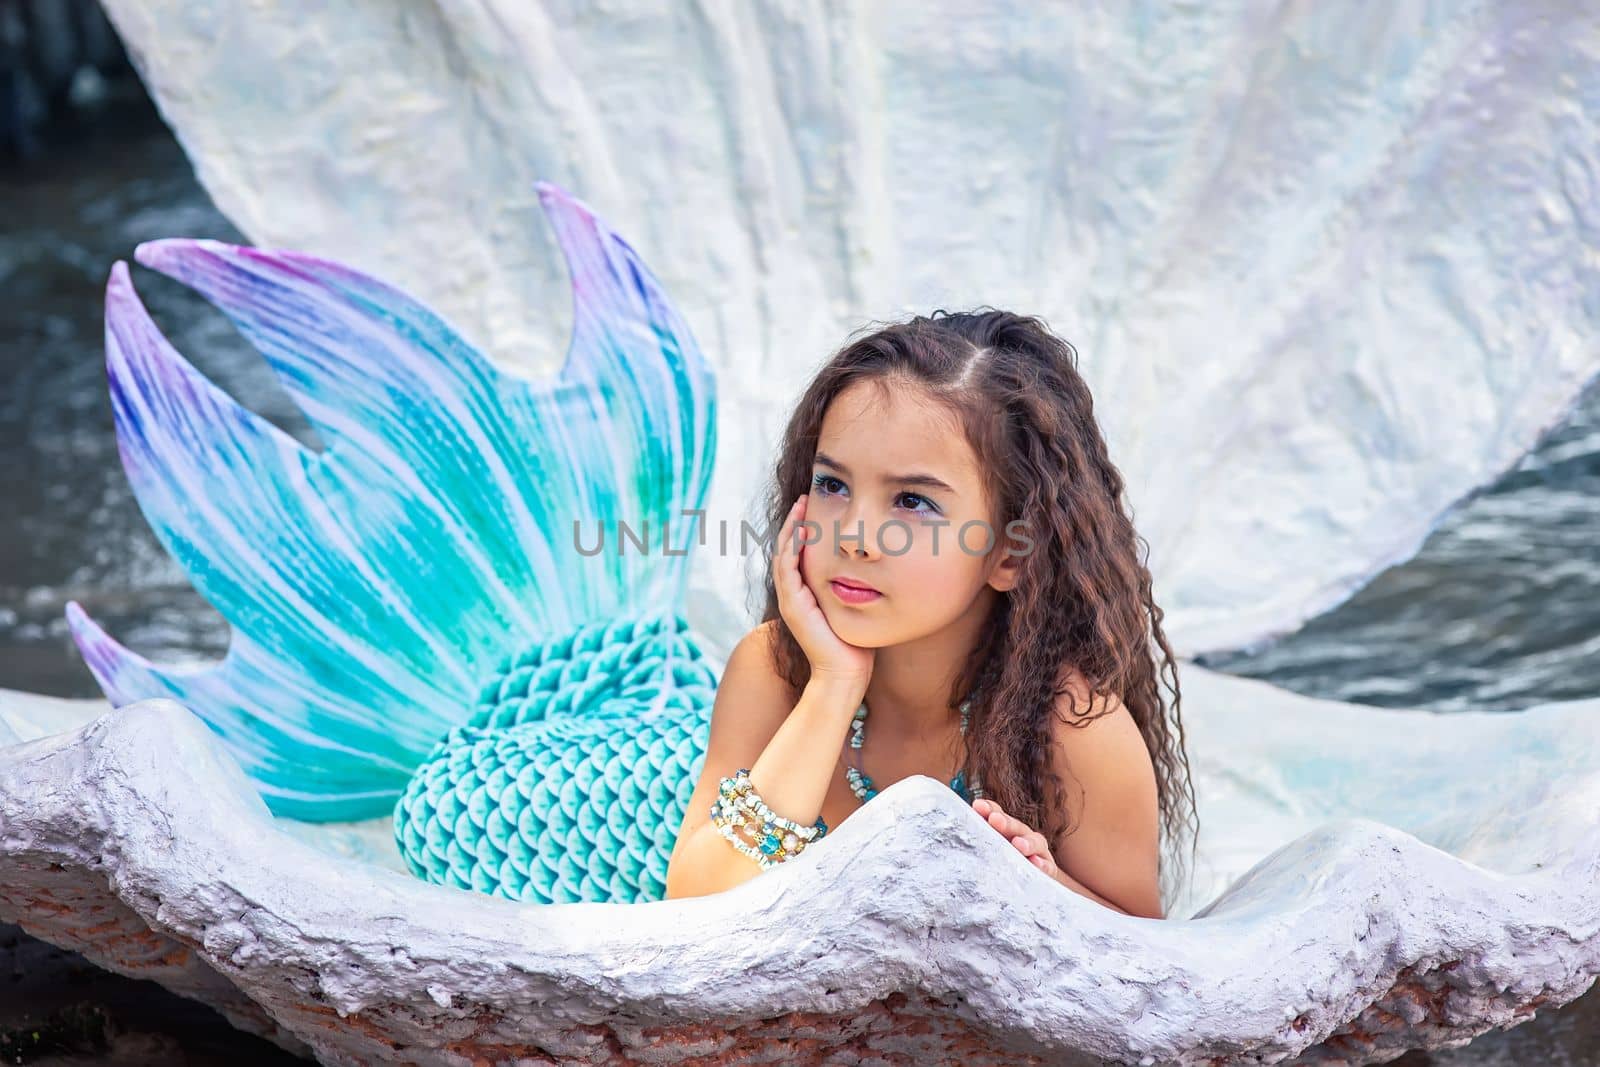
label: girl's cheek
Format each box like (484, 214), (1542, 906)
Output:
(895, 550), (946, 591)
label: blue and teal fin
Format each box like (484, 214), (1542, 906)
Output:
(65, 182), (716, 821)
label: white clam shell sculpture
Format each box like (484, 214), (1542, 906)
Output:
(5, 2), (1600, 1063)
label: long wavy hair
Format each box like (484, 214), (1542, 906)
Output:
(754, 308), (1199, 912)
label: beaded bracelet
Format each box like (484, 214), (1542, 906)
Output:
(712, 796), (817, 868)
(711, 799), (787, 868)
(710, 792), (793, 868)
(710, 770), (826, 867)
(709, 768), (828, 869)
(716, 768), (828, 842)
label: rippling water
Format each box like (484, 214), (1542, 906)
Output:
(2, 101), (293, 697)
(2, 93), (1597, 1066)
(1198, 389), (1600, 713)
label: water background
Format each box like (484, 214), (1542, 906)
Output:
(2, 89), (1597, 1066)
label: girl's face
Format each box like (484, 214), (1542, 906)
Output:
(799, 378), (1023, 648)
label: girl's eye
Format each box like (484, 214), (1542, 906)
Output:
(811, 473), (845, 496)
(809, 474), (940, 515)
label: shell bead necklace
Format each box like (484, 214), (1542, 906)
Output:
(846, 695), (984, 803)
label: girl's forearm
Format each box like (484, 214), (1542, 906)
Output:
(1049, 865), (1131, 916)
(746, 671), (865, 824)
(665, 673), (865, 898)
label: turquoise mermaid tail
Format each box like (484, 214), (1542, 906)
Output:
(63, 181), (723, 901)
(396, 611), (718, 902)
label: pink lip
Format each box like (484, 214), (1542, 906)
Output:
(830, 579), (883, 604)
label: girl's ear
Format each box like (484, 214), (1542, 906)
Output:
(988, 554), (1022, 593)
(986, 525), (1030, 593)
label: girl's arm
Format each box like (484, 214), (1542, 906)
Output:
(664, 630), (865, 899)
(1047, 865), (1140, 916)
(974, 794), (1157, 917)
(1044, 688), (1165, 919)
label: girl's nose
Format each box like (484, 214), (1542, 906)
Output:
(834, 505), (877, 558)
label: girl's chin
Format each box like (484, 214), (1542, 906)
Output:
(819, 606), (889, 646)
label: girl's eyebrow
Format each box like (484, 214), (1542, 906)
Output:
(813, 451), (956, 495)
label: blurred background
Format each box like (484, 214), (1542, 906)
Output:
(3, 2), (1599, 1064)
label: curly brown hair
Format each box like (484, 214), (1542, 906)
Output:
(753, 308), (1199, 911)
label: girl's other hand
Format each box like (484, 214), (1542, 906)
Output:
(775, 493), (876, 688)
(972, 798), (1061, 878)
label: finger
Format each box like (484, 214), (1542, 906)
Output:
(779, 495), (802, 559)
(790, 514), (821, 603)
(987, 808), (1028, 838)
(776, 496), (805, 593)
(975, 801), (1038, 847)
(792, 496), (819, 564)
(784, 495), (814, 575)
(983, 799), (1014, 823)
(1015, 840), (1052, 873)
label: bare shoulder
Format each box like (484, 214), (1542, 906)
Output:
(720, 619), (793, 713)
(747, 618), (803, 698)
(1052, 664), (1129, 728)
(1043, 668), (1158, 831)
(1045, 664), (1164, 918)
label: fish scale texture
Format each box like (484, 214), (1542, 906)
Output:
(394, 612), (716, 904)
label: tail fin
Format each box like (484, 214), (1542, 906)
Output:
(66, 182), (716, 821)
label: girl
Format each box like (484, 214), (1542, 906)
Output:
(664, 309), (1197, 918)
